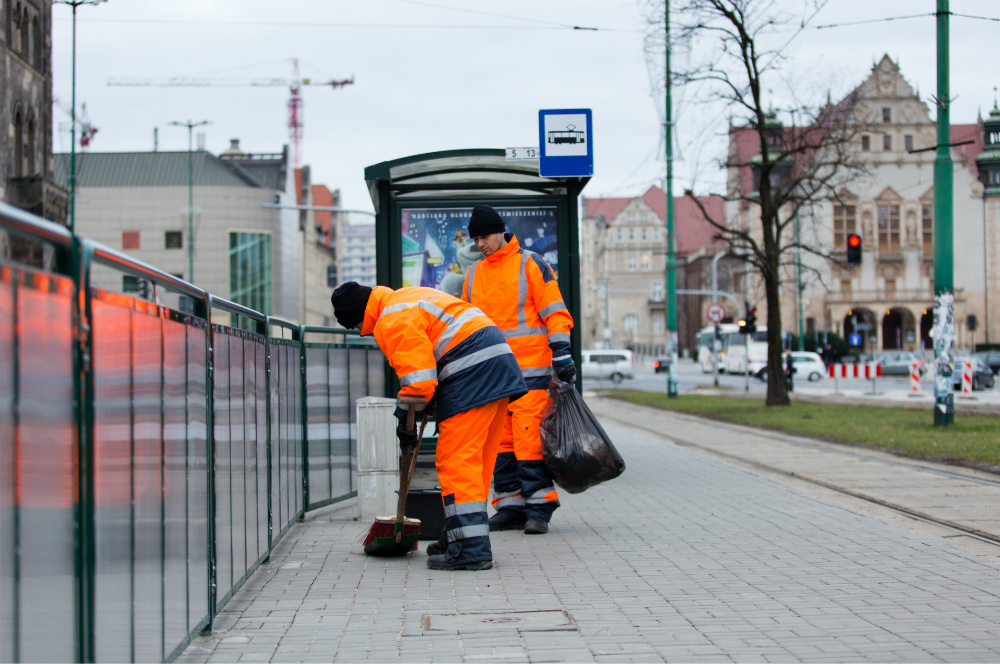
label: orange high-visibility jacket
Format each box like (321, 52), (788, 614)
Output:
(461, 235), (573, 391)
(360, 286), (527, 422)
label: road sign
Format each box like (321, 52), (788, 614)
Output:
(505, 147), (538, 160)
(538, 108), (593, 177)
(706, 302), (725, 323)
(849, 333), (862, 346)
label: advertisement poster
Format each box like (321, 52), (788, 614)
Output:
(400, 206), (559, 296)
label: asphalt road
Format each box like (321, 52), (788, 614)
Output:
(583, 356), (998, 399)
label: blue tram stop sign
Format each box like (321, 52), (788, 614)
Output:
(538, 109), (593, 178)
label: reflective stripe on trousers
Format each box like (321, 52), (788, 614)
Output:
(436, 397), (508, 562)
(492, 389), (560, 521)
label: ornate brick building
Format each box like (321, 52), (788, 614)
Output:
(2, 0), (67, 227)
(727, 55), (999, 354)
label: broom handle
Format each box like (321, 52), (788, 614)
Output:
(395, 398), (429, 542)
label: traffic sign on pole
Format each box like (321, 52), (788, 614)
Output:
(706, 302), (725, 324)
(538, 109), (593, 177)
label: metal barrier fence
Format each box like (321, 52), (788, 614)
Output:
(0, 202), (384, 662)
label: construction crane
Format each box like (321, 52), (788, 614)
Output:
(108, 59), (353, 167)
(53, 95), (98, 149)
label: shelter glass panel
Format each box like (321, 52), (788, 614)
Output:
(162, 314), (190, 652)
(132, 308), (164, 663)
(399, 206), (558, 296)
(306, 348), (332, 504)
(228, 334), (247, 587)
(186, 323), (209, 633)
(0, 269), (13, 664)
(15, 272), (75, 663)
(212, 324), (232, 601)
(91, 295), (133, 663)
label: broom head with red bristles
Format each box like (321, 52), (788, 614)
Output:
(362, 515), (421, 554)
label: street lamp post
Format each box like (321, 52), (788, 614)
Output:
(932, 0), (955, 426)
(169, 120), (210, 283)
(55, 0), (106, 234)
(664, 0), (678, 397)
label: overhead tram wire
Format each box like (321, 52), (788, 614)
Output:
(640, 0), (829, 195)
(61, 17), (641, 33)
(812, 11), (1000, 31)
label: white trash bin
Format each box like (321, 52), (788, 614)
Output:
(355, 397), (400, 520)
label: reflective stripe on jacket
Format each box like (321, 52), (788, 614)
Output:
(461, 235), (573, 390)
(360, 286), (527, 422)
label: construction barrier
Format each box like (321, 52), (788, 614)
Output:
(910, 361), (921, 394)
(962, 361), (974, 394)
(827, 362), (883, 379)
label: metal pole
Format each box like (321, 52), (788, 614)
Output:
(796, 212), (804, 350)
(745, 331), (750, 392)
(711, 252), (725, 386)
(933, 0), (954, 426)
(55, 0), (107, 232)
(69, 4), (77, 233)
(603, 281), (610, 349)
(187, 129), (194, 282)
(665, 1), (678, 397)
(169, 120), (210, 284)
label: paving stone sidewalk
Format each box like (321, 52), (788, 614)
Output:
(178, 402), (1000, 663)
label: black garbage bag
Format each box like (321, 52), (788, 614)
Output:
(539, 376), (625, 494)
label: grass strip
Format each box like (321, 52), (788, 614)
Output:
(603, 390), (1000, 470)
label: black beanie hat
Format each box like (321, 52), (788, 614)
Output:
(468, 205), (506, 238)
(331, 281), (372, 329)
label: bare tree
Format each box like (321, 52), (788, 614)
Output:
(646, 0), (871, 405)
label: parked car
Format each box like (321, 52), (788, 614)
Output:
(877, 351), (926, 376)
(756, 351), (826, 382)
(972, 351), (1000, 375)
(652, 355), (671, 373)
(581, 350), (634, 384)
(952, 356), (996, 391)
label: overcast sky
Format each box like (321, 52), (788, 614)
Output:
(51, 1), (999, 216)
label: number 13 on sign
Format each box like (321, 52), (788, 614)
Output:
(506, 147), (538, 160)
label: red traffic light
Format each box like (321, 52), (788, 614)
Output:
(848, 234), (861, 248)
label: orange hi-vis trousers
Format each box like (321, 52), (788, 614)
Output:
(491, 389), (560, 521)
(435, 397), (509, 562)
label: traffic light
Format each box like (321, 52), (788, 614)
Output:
(846, 233), (862, 266)
(138, 279), (151, 300)
(744, 303), (757, 334)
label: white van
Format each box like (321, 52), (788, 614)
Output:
(581, 350), (634, 384)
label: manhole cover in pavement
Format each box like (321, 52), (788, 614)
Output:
(423, 610), (575, 633)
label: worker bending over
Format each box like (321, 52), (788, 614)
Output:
(461, 205), (575, 535)
(332, 282), (527, 570)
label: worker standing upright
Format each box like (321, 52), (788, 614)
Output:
(460, 205), (575, 535)
(331, 282), (527, 570)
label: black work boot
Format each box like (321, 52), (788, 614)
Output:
(425, 533), (447, 556)
(426, 554), (493, 571)
(488, 511), (526, 531)
(524, 516), (549, 535)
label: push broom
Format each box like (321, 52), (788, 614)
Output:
(362, 396), (427, 555)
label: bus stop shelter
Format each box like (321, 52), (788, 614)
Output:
(364, 149), (591, 383)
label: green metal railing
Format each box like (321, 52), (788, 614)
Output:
(0, 202), (383, 662)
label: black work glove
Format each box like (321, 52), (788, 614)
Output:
(424, 393), (438, 420)
(554, 360), (576, 384)
(396, 419), (418, 453)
